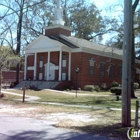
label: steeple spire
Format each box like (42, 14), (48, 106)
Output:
(53, 0), (65, 26)
(57, 0), (61, 8)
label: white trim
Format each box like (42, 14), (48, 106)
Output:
(34, 53), (37, 80)
(82, 48), (122, 60)
(25, 35), (66, 51)
(27, 66), (34, 70)
(39, 61), (43, 67)
(47, 52), (50, 80)
(59, 50), (62, 81)
(68, 52), (71, 81)
(62, 73), (66, 80)
(71, 48), (122, 60)
(62, 60), (66, 67)
(24, 54), (27, 80)
(25, 47), (61, 54)
(2, 70), (24, 73)
(60, 34), (124, 60)
(62, 46), (71, 52)
(39, 73), (42, 80)
(44, 25), (72, 31)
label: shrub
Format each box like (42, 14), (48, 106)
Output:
(10, 82), (16, 88)
(94, 85), (100, 92)
(111, 81), (119, 87)
(134, 82), (139, 89)
(110, 87), (122, 95)
(84, 85), (94, 92)
(100, 83), (108, 91)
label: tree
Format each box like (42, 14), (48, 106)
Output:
(69, 1), (105, 42)
(105, 0), (140, 98)
(0, 0), (108, 85)
(0, 46), (20, 96)
(0, 0), (49, 83)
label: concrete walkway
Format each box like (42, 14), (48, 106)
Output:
(44, 89), (111, 97)
(0, 90), (122, 140)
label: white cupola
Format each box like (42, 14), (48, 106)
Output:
(52, 0), (65, 26)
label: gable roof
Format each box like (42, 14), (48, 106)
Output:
(60, 34), (123, 59)
(25, 35), (71, 53)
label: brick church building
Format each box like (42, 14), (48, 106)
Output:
(24, 0), (140, 89)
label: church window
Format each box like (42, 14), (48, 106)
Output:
(118, 64), (122, 77)
(100, 60), (105, 77)
(109, 63), (114, 77)
(89, 57), (94, 76)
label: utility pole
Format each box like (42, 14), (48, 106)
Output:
(122, 0), (132, 127)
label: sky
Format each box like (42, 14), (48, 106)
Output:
(90, 0), (123, 18)
(88, 0), (123, 44)
(91, 0), (120, 9)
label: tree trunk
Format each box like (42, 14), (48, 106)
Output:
(0, 68), (2, 96)
(16, 2), (23, 84)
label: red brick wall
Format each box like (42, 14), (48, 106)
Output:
(71, 52), (123, 89)
(45, 27), (71, 38)
(36, 52), (47, 80)
(50, 52), (59, 80)
(26, 51), (140, 89)
(71, 52), (83, 88)
(27, 55), (34, 80)
(27, 70), (34, 80)
(62, 52), (69, 80)
(27, 55), (34, 66)
(27, 52), (61, 81)
(2, 71), (24, 83)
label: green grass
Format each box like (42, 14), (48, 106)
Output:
(5, 89), (140, 110)
(1, 89), (139, 140)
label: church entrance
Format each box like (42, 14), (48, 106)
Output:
(44, 62), (55, 80)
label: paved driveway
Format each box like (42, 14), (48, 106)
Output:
(0, 114), (119, 140)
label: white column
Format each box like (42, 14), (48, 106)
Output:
(33, 53), (37, 80)
(59, 50), (62, 81)
(47, 52), (50, 80)
(24, 54), (27, 80)
(68, 52), (71, 81)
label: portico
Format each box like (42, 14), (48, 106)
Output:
(24, 39), (71, 82)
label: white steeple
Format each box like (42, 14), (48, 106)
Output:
(52, 0), (65, 26)
(57, 0), (61, 8)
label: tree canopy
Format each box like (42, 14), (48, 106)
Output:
(0, 0), (109, 52)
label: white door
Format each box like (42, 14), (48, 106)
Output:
(44, 62), (55, 80)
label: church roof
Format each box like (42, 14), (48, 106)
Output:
(24, 35), (71, 53)
(60, 34), (123, 59)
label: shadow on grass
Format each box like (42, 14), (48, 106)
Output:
(61, 123), (128, 140)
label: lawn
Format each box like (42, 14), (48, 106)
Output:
(4, 89), (140, 110)
(1, 89), (139, 140)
